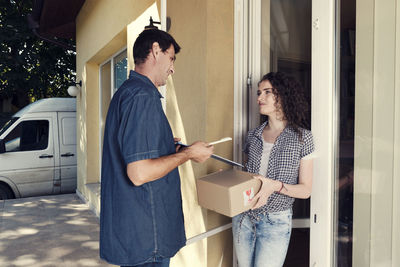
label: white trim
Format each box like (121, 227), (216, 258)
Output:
(110, 58), (115, 95)
(159, 0), (167, 111)
(332, 0), (341, 266)
(233, 1), (251, 266)
(186, 223), (232, 246)
(161, 0), (166, 31)
(310, 0), (336, 266)
(234, 0), (249, 165)
(233, 2), (248, 265)
(98, 69), (102, 179)
(248, 0), (262, 131)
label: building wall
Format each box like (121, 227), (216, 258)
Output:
(167, 1), (234, 266)
(75, 0), (154, 193)
(75, 0), (234, 266)
(354, 0), (400, 266)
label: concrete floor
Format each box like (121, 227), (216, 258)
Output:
(0, 194), (113, 267)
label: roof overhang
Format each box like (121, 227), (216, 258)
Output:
(28, 0), (85, 40)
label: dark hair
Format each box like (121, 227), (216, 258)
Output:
(258, 72), (309, 139)
(133, 29), (181, 65)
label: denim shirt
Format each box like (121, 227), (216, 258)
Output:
(244, 121), (314, 215)
(100, 71), (186, 266)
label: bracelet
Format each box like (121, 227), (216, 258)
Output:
(278, 181), (284, 194)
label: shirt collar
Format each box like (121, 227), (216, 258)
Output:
(129, 70), (164, 99)
(254, 119), (291, 140)
(254, 121), (268, 139)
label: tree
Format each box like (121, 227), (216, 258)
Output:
(0, 0), (76, 103)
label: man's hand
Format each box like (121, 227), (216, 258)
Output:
(251, 175), (281, 210)
(183, 141), (214, 163)
(127, 139), (213, 186)
(174, 137), (182, 152)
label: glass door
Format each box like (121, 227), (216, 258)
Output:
(235, 0), (336, 266)
(335, 0), (355, 266)
(249, 1), (312, 266)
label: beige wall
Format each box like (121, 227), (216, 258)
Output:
(75, 0), (235, 266)
(354, 0), (400, 266)
(167, 0), (234, 266)
(75, 0), (155, 190)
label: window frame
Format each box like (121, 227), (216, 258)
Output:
(3, 119), (50, 153)
(99, 47), (128, 176)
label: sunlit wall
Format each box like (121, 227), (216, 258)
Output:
(167, 1), (234, 266)
(75, 0), (235, 266)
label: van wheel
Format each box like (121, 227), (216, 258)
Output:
(0, 184), (14, 200)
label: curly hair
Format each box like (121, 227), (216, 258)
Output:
(258, 72), (310, 139)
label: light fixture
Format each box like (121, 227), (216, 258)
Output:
(144, 16), (161, 30)
(68, 80), (82, 97)
(144, 16), (171, 32)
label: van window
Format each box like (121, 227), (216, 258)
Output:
(0, 117), (19, 136)
(61, 117), (76, 145)
(4, 120), (49, 152)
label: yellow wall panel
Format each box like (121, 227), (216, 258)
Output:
(167, 0), (234, 266)
(75, 0), (234, 266)
(75, 0), (158, 190)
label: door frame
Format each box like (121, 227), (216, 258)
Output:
(233, 0), (336, 266)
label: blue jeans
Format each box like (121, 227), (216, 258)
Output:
(232, 209), (292, 267)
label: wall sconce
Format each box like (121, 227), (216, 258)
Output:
(68, 80), (82, 97)
(144, 16), (171, 32)
(145, 16), (161, 30)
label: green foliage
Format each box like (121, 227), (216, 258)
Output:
(0, 0), (76, 100)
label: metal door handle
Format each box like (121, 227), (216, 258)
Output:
(39, 154), (53, 158)
(61, 152), (75, 157)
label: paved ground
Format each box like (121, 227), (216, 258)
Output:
(0, 194), (113, 267)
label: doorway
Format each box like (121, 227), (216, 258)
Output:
(234, 0), (336, 266)
(255, 1), (311, 266)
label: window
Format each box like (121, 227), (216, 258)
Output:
(61, 117), (76, 146)
(99, 48), (128, 173)
(4, 120), (49, 152)
(113, 50), (128, 92)
(0, 117), (18, 136)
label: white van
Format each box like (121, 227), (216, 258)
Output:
(0, 98), (77, 199)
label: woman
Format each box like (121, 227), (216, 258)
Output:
(232, 72), (315, 267)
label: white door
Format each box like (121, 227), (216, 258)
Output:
(0, 116), (56, 197)
(57, 112), (77, 193)
(234, 0), (335, 265)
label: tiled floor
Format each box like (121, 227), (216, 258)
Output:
(0, 194), (112, 267)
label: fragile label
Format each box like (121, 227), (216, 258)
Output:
(243, 187), (255, 206)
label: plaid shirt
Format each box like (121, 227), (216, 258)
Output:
(244, 121), (314, 217)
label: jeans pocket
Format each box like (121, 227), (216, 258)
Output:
(266, 210), (292, 235)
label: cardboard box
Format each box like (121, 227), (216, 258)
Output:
(196, 169), (262, 217)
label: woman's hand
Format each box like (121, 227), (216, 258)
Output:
(251, 175), (281, 210)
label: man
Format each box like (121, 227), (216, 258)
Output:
(100, 29), (214, 267)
